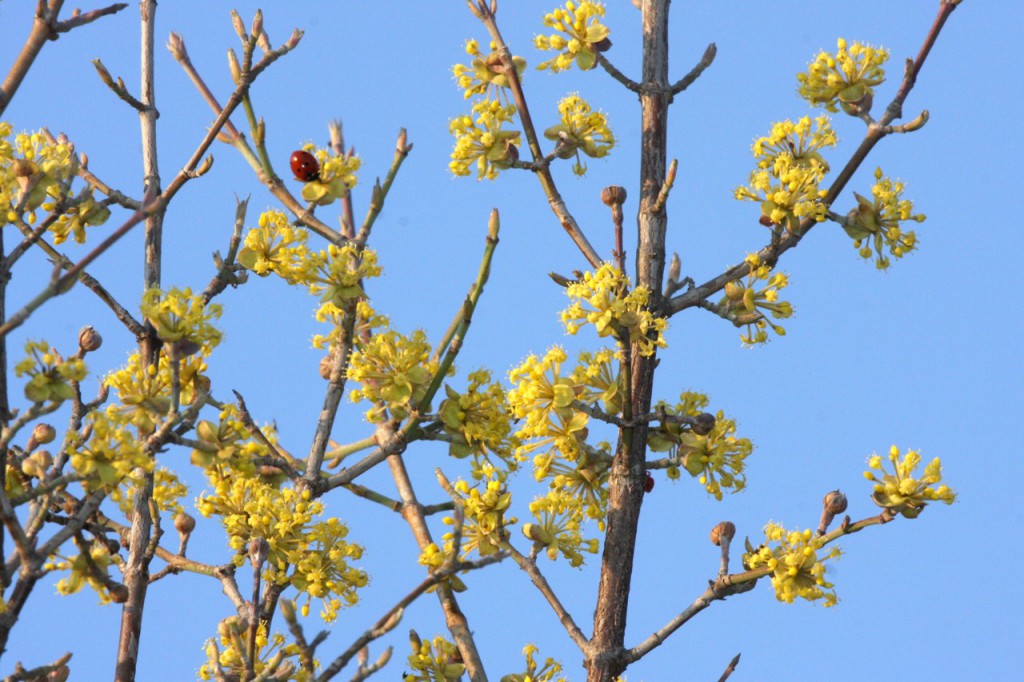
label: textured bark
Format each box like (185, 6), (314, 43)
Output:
(588, 2), (671, 680)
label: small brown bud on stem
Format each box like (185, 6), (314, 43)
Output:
(817, 489), (848, 535)
(78, 325), (102, 353)
(711, 521), (736, 576)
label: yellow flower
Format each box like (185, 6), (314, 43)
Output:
(238, 210), (321, 284)
(543, 94), (614, 175)
(449, 99), (521, 180)
(735, 153), (828, 234)
(535, 1), (610, 72)
(843, 167), (924, 270)
(864, 445), (956, 518)
(522, 489), (599, 566)
(751, 116), (837, 173)
(797, 38), (889, 115)
(308, 244), (382, 307)
(15, 339), (86, 404)
(744, 523), (841, 606)
(347, 329), (438, 422)
(140, 286), (223, 352)
(453, 38), (527, 100)
(503, 644), (567, 682)
(719, 254), (793, 346)
(297, 144), (361, 206)
(403, 634), (464, 682)
(439, 369), (522, 473)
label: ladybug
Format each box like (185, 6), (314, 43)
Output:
(290, 150), (320, 182)
(643, 471), (655, 493)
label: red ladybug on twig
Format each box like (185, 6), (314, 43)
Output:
(644, 471), (655, 493)
(290, 150), (320, 182)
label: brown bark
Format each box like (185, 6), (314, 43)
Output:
(587, 2), (671, 680)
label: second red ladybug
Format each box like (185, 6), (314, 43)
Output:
(290, 150), (320, 182)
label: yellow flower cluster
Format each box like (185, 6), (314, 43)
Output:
(719, 254), (793, 346)
(448, 479), (514, 557)
(199, 618), (305, 682)
(844, 168), (923, 270)
(561, 264), (667, 357)
(1, 127), (74, 226)
(751, 116), (837, 173)
(15, 339), (86, 404)
(647, 391), (751, 500)
(297, 144), (361, 206)
(449, 99), (521, 180)
(543, 94), (614, 175)
(308, 244), (382, 308)
(347, 329), (438, 422)
(312, 299), (387, 350)
(507, 346), (588, 464)
(439, 369), (522, 473)
(797, 38), (889, 115)
(543, 455), (609, 525)
(503, 644), (566, 682)
(190, 404), (279, 479)
(70, 410), (152, 491)
(105, 351), (209, 434)
(50, 190), (111, 245)
(197, 474), (366, 623)
(238, 210), (319, 284)
(535, 1), (610, 72)
(403, 634), (464, 682)
(452, 38), (527, 101)
(140, 286), (223, 353)
(570, 348), (622, 416)
(418, 542), (467, 593)
(864, 445), (956, 519)
(522, 489), (599, 566)
(745, 523), (841, 606)
(48, 541), (119, 603)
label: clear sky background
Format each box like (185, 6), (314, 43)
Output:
(1, 1), (1019, 680)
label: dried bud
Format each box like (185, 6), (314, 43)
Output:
(710, 521), (736, 546)
(396, 127), (409, 153)
(12, 158), (34, 178)
(692, 412), (716, 436)
(48, 665), (70, 682)
(104, 537), (121, 555)
(174, 512), (196, 536)
(227, 48), (242, 85)
(248, 537), (270, 568)
(32, 422), (57, 445)
(668, 253), (681, 284)
(823, 489), (848, 515)
(593, 36), (613, 53)
(759, 214), (778, 227)
(21, 450), (52, 478)
(108, 583), (129, 604)
(167, 33), (188, 62)
(279, 598), (296, 621)
(319, 353), (335, 380)
(601, 185), (627, 206)
(78, 325), (103, 353)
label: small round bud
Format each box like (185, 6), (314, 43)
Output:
(32, 423), (57, 445)
(248, 537), (270, 567)
(710, 521), (736, 547)
(319, 353), (335, 380)
(174, 512), (196, 536)
(601, 185), (627, 206)
(823, 489), (848, 515)
(48, 665), (70, 682)
(78, 325), (103, 352)
(692, 412), (716, 436)
(104, 537), (121, 555)
(108, 583), (129, 604)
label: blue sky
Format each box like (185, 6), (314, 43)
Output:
(1, 1), (1019, 679)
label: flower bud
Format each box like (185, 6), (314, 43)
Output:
(601, 185), (627, 206)
(32, 423), (57, 445)
(823, 489), (848, 515)
(248, 537), (270, 568)
(668, 253), (681, 284)
(174, 512), (196, 536)
(108, 583), (129, 604)
(710, 521), (736, 546)
(692, 412), (716, 436)
(279, 598), (296, 621)
(48, 665), (70, 682)
(78, 325), (102, 353)
(320, 353), (335, 380)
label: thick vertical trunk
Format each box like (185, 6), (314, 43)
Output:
(588, 2), (670, 680)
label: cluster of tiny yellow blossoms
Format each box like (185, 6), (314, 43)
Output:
(736, 118), (832, 233)
(522, 489), (599, 566)
(51, 190), (111, 245)
(719, 254), (793, 346)
(449, 99), (521, 180)
(798, 38), (889, 115)
(308, 244), (382, 308)
(535, 1), (610, 72)
(15, 339), (86, 404)
(105, 351), (209, 434)
(844, 168), (924, 270)
(647, 391), (751, 500)
(297, 144), (361, 206)
(543, 455), (609, 526)
(507, 346), (589, 464)
(447, 478), (514, 558)
(47, 540), (119, 603)
(751, 116), (837, 173)
(403, 633), (464, 682)
(503, 644), (567, 682)
(70, 410), (151, 492)
(745, 523), (841, 606)
(312, 299), (388, 350)
(199, 618), (305, 682)
(197, 473), (366, 623)
(570, 348), (622, 416)
(438, 369), (522, 473)
(1, 127), (76, 228)
(418, 542), (468, 593)
(347, 329), (439, 422)
(453, 38), (527, 101)
(543, 94), (614, 175)
(237, 210), (320, 284)
(865, 445), (956, 519)
(140, 286), (223, 352)
(562, 264), (668, 357)
(190, 403), (277, 477)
